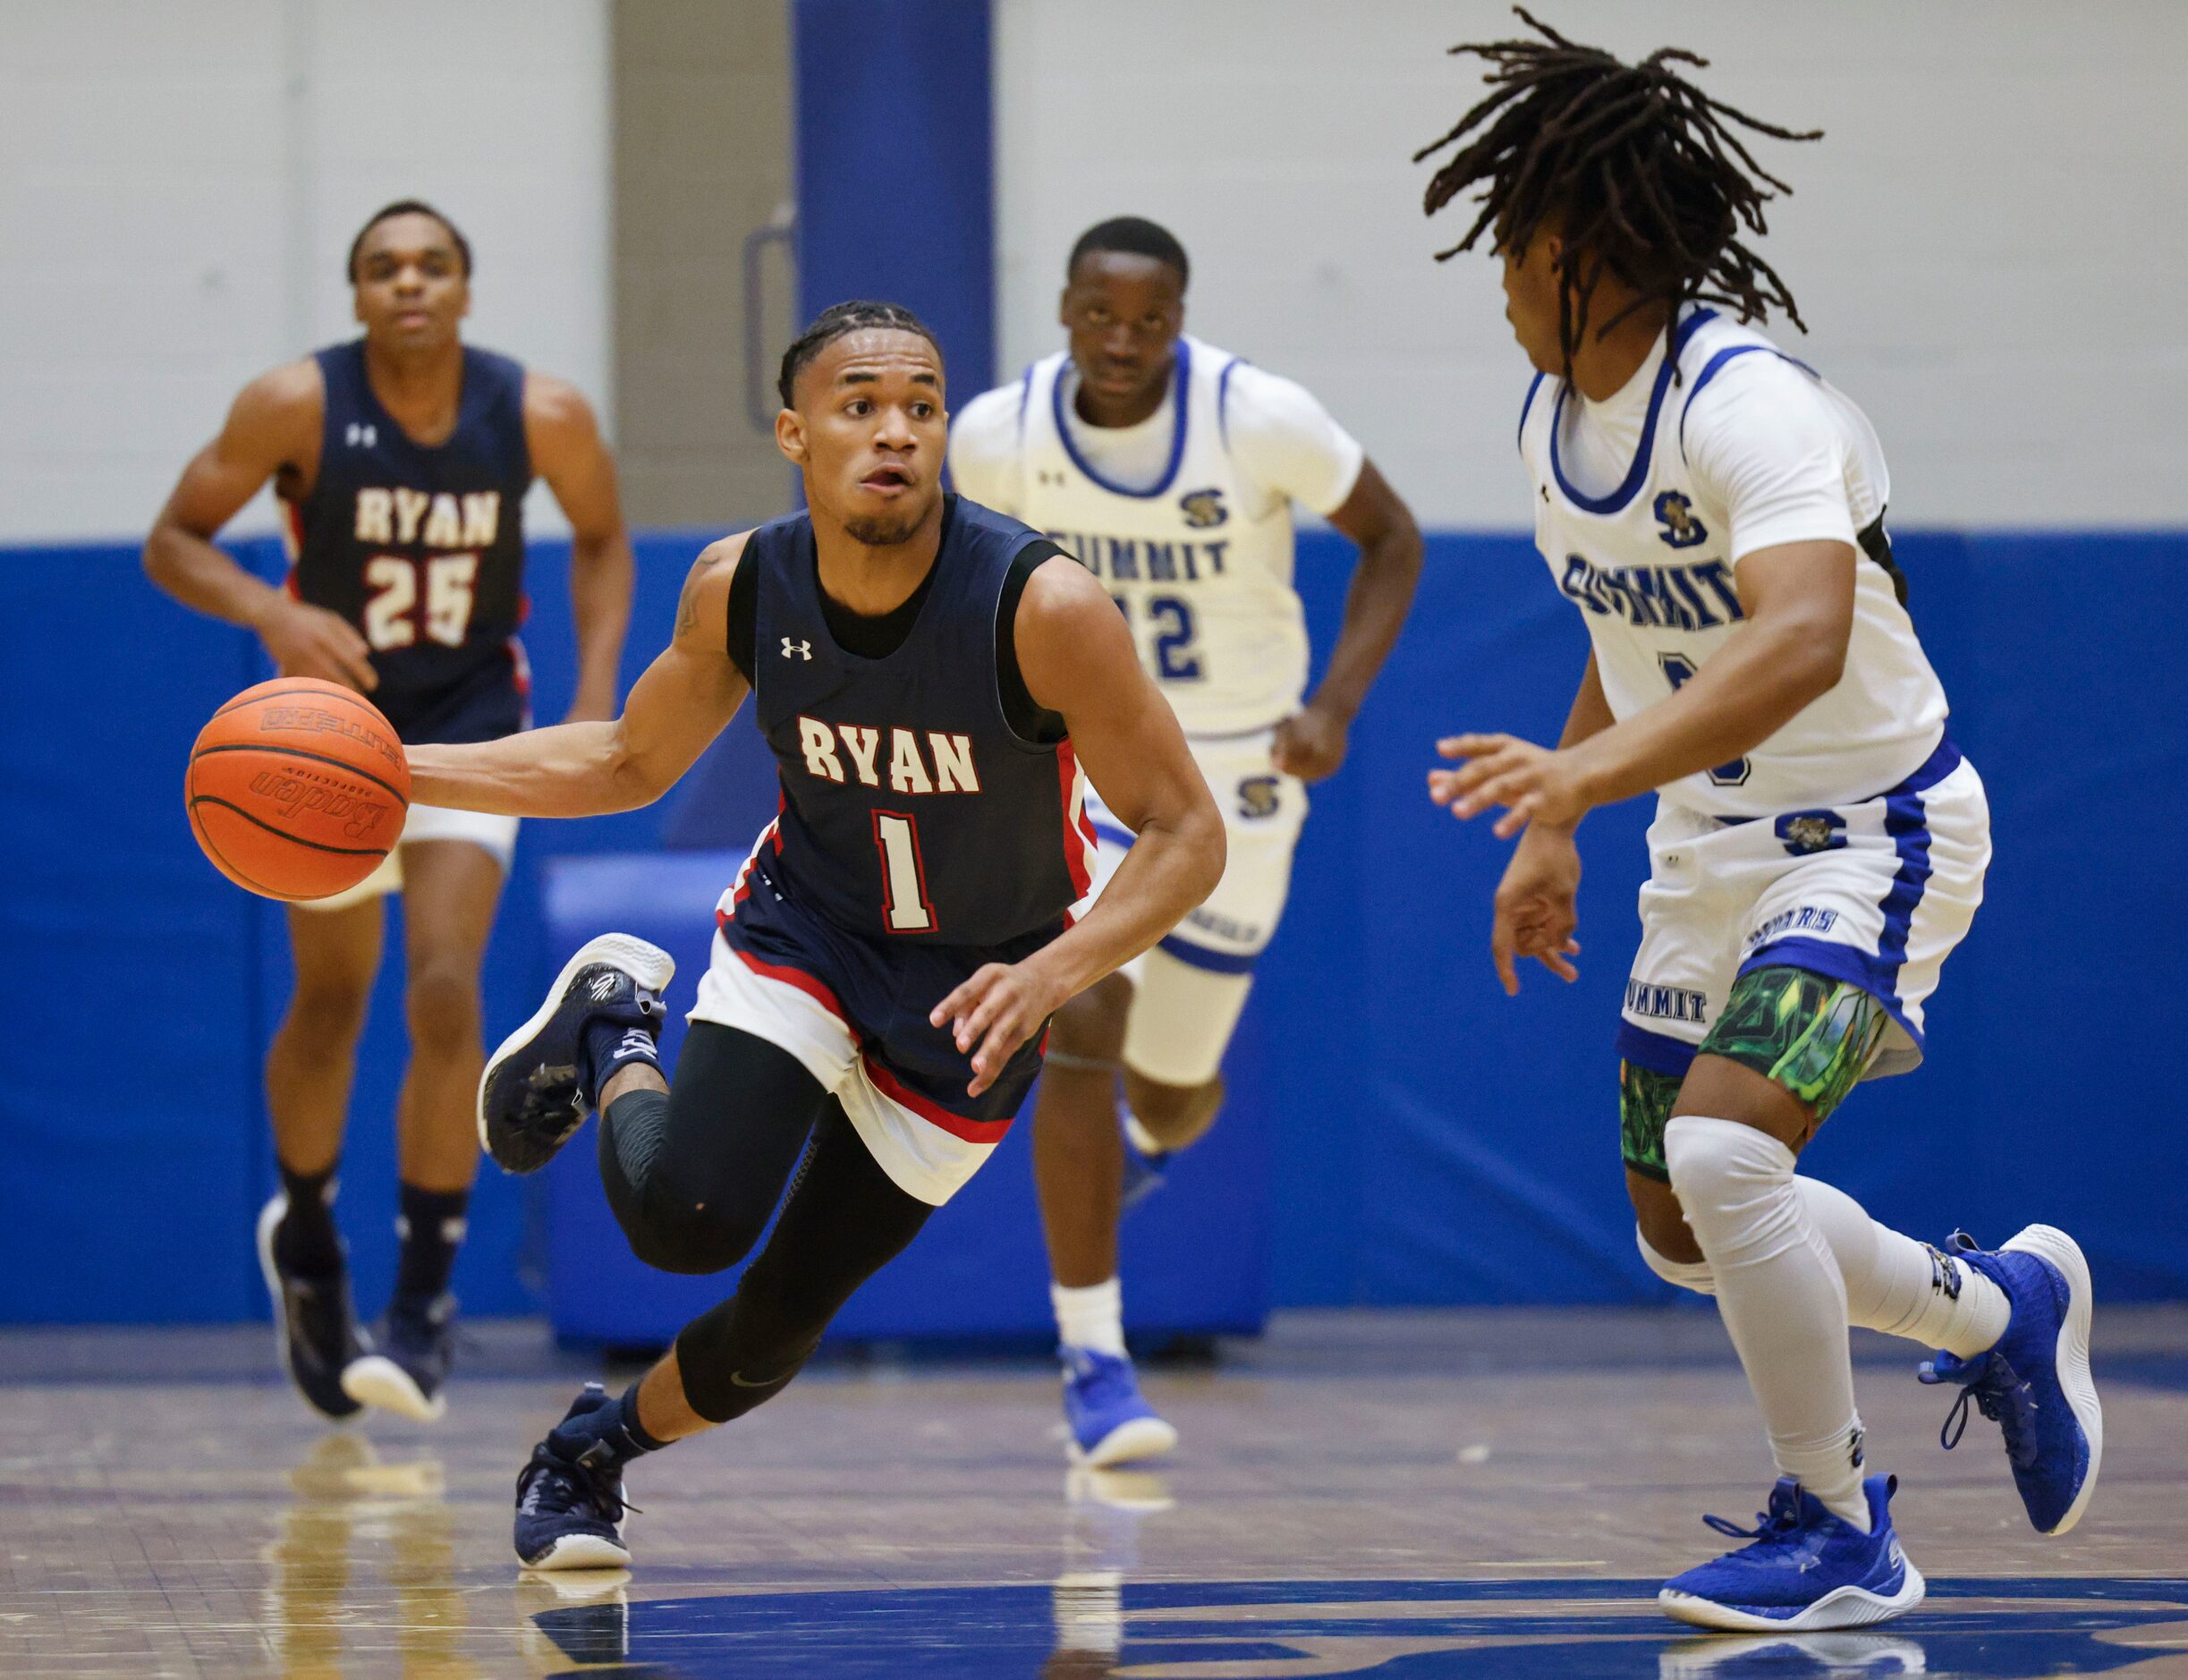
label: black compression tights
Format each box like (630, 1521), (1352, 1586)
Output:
(596, 1022), (933, 1424)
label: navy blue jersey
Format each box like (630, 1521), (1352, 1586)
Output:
(283, 340), (533, 743)
(747, 496), (1097, 948)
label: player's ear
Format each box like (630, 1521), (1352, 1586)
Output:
(352, 284), (367, 327)
(775, 406), (808, 465)
(1056, 284), (1073, 329)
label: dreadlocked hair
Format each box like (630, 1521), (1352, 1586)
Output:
(1415, 7), (1820, 374)
(777, 300), (939, 408)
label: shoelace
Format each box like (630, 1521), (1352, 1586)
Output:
(1700, 1483), (1806, 1549)
(1921, 1351), (2039, 1466)
(1916, 1228), (2040, 1469)
(518, 1443), (636, 1525)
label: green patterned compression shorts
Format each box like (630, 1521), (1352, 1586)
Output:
(1620, 965), (1890, 1181)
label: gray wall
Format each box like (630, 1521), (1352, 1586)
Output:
(992, 0), (2188, 528)
(0, 0), (610, 543)
(612, 0), (795, 530)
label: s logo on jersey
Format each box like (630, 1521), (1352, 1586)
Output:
(1236, 775), (1281, 820)
(1178, 488), (1229, 530)
(1654, 489), (1708, 548)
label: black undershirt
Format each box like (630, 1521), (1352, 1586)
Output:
(725, 535), (1068, 745)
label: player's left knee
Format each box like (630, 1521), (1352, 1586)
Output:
(1663, 1115), (1800, 1265)
(404, 965), (483, 1056)
(1123, 1070), (1224, 1152)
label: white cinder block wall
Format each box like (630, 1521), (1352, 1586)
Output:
(0, 0), (609, 543)
(992, 0), (2188, 528)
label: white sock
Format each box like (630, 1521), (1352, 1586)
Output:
(1794, 1177), (2011, 1359)
(1640, 1183), (2011, 1361)
(1665, 1116), (1870, 1532)
(1053, 1277), (1126, 1358)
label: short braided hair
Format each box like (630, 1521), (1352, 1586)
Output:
(1415, 7), (1820, 372)
(776, 300), (940, 408)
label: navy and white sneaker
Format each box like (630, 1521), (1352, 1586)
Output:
(255, 1194), (366, 1421)
(514, 1384), (635, 1571)
(1658, 1475), (1925, 1633)
(1061, 1347), (1178, 1467)
(1918, 1224), (2101, 1535)
(478, 934), (673, 1175)
(343, 1292), (458, 1422)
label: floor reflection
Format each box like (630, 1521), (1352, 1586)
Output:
(265, 1435), (479, 1678)
(520, 1570), (2188, 1677)
(1047, 1467), (1175, 1677)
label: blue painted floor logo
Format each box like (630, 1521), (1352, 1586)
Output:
(526, 1574), (2188, 1676)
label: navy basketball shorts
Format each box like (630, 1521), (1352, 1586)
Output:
(1617, 738), (1990, 1086)
(691, 842), (1050, 1206)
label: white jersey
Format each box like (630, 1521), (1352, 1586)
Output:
(1522, 306), (1949, 818)
(950, 335), (1361, 735)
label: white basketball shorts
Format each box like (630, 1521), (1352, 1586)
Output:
(1617, 738), (1989, 1083)
(1081, 727), (1309, 1087)
(295, 802), (521, 913)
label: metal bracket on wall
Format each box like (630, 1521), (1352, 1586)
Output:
(743, 202), (799, 432)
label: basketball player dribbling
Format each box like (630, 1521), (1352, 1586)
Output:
(950, 217), (1423, 1465)
(1418, 11), (2100, 1632)
(145, 200), (636, 1424)
(395, 301), (1226, 1570)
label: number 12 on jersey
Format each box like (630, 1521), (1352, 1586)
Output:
(872, 811), (937, 932)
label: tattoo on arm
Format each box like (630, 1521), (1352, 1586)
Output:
(675, 551), (725, 640)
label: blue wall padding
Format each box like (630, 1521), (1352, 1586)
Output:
(1255, 528), (2188, 1306)
(3, 528), (2184, 1324)
(533, 856), (1269, 1344)
(791, 0), (994, 398)
(0, 532), (695, 1322)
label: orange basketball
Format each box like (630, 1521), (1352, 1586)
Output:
(185, 678), (411, 901)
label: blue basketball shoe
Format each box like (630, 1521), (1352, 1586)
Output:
(514, 1384), (635, 1571)
(1917, 1224), (2101, 1535)
(1658, 1475), (1925, 1632)
(1061, 1347), (1178, 1467)
(1118, 1111), (1169, 1211)
(479, 934), (673, 1175)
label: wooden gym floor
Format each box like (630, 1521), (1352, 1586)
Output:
(3, 1308), (2184, 1676)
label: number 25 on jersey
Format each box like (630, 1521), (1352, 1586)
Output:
(362, 553), (479, 650)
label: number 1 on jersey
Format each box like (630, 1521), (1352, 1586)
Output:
(872, 811), (937, 932)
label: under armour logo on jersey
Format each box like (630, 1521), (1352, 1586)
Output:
(1654, 489), (1709, 549)
(344, 421), (377, 448)
(782, 638), (812, 660)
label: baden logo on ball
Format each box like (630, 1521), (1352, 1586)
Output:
(184, 677), (411, 901)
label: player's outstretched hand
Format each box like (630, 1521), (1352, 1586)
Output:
(1490, 826), (1583, 996)
(1428, 733), (1589, 839)
(1270, 700), (1349, 783)
(257, 598), (377, 692)
(931, 958), (1070, 1097)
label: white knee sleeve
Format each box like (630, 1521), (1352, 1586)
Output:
(1664, 1113), (1869, 1526)
(1664, 1115), (1817, 1277)
(1636, 1226), (1717, 1297)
